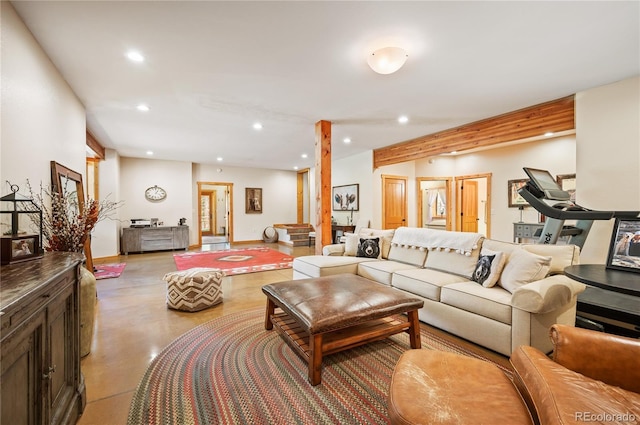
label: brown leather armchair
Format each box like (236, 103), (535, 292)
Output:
(510, 324), (640, 425)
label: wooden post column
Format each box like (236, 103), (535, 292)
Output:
(314, 120), (331, 254)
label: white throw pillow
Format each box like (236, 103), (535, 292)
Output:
(499, 248), (551, 293)
(471, 248), (506, 288)
(344, 233), (360, 256)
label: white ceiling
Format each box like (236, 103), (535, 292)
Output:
(11, 1), (639, 171)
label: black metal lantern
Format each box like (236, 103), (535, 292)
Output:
(1, 184), (44, 265)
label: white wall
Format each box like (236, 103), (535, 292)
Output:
(1, 2), (86, 201)
(192, 164), (298, 242)
(119, 157), (193, 241)
(576, 76), (640, 263)
(329, 151), (374, 227)
(91, 149), (121, 258)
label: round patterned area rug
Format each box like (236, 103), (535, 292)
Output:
(127, 309), (505, 425)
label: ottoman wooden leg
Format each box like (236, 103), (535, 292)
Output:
(264, 298), (275, 330)
(309, 333), (323, 386)
(407, 309), (421, 349)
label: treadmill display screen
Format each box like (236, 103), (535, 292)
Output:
(524, 168), (562, 191)
(523, 167), (571, 201)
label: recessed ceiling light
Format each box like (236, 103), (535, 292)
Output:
(293, 166), (299, 170)
(544, 132), (554, 137)
(398, 115), (409, 124)
(146, 151), (153, 156)
(216, 157), (223, 162)
(450, 151), (457, 155)
(343, 137), (352, 144)
(253, 122), (263, 130)
(126, 50), (145, 63)
(301, 153), (308, 159)
(137, 104), (150, 112)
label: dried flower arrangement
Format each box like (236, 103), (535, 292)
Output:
(26, 181), (121, 253)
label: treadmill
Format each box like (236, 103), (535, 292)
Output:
(517, 167), (640, 249)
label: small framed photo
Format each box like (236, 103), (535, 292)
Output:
(606, 218), (640, 273)
(556, 174), (576, 202)
(332, 184), (359, 211)
(245, 188), (262, 214)
(508, 179), (529, 207)
(1, 235), (43, 265)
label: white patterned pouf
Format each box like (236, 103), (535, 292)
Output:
(163, 268), (225, 312)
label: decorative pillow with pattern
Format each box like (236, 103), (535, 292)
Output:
(356, 237), (381, 259)
(471, 248), (506, 287)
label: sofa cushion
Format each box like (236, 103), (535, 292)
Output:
(293, 255), (375, 278)
(357, 260), (419, 286)
(345, 229), (394, 258)
(500, 249), (552, 293)
(392, 268), (470, 301)
(424, 246), (481, 279)
(522, 244), (580, 274)
(356, 237), (381, 259)
(471, 248), (506, 288)
(441, 282), (513, 325)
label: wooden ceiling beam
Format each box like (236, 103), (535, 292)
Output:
(86, 130), (105, 159)
(373, 95), (575, 168)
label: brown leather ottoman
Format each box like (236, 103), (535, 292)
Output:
(262, 274), (424, 385)
(389, 350), (533, 425)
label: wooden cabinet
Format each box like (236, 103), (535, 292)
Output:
(121, 226), (189, 254)
(1, 252), (85, 425)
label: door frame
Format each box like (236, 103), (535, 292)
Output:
(454, 173), (492, 237)
(197, 181), (234, 245)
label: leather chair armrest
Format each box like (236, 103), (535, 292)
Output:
(550, 324), (640, 393)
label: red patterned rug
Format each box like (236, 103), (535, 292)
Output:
(127, 309), (510, 425)
(173, 247), (293, 276)
(94, 263), (126, 280)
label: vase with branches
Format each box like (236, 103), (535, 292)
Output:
(26, 181), (121, 253)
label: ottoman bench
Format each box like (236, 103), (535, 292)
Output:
(163, 267), (225, 312)
(388, 350), (533, 425)
(262, 273), (424, 385)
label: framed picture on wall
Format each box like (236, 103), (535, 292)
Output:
(245, 188), (262, 214)
(508, 179), (529, 207)
(332, 184), (359, 211)
(606, 218), (640, 273)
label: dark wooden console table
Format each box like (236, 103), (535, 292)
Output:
(331, 224), (355, 244)
(564, 264), (640, 337)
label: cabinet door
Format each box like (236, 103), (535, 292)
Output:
(1, 312), (45, 425)
(173, 226), (189, 249)
(47, 284), (78, 425)
(122, 228), (142, 253)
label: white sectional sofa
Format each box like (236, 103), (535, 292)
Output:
(292, 226), (586, 356)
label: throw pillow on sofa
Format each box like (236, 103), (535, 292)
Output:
(499, 248), (551, 293)
(345, 231), (393, 258)
(356, 237), (381, 259)
(471, 248), (506, 288)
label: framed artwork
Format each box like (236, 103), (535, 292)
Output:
(332, 184), (359, 211)
(245, 188), (262, 214)
(606, 218), (640, 273)
(508, 179), (529, 207)
(556, 173), (576, 202)
(1, 234), (42, 265)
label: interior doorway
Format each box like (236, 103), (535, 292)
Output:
(296, 168), (311, 224)
(455, 173), (492, 237)
(197, 181), (233, 246)
(417, 177), (452, 230)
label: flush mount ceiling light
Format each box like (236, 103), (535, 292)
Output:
(367, 47), (408, 75)
(126, 50), (145, 63)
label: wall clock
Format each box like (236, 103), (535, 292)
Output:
(145, 185), (167, 201)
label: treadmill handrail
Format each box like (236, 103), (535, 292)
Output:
(517, 187), (640, 220)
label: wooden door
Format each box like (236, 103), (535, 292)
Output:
(199, 191), (214, 236)
(382, 175), (407, 229)
(457, 180), (479, 232)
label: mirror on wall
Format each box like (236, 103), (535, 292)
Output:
(417, 177), (452, 230)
